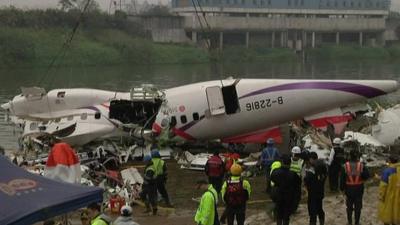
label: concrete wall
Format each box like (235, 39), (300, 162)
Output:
(384, 18), (400, 41)
(184, 16), (386, 31)
(173, 7), (389, 16)
(131, 16), (191, 43)
(150, 29), (190, 43)
(172, 0), (390, 11)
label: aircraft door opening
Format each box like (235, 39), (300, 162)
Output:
(221, 85), (240, 114)
(206, 86), (225, 116)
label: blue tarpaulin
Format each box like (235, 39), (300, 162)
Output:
(0, 155), (103, 225)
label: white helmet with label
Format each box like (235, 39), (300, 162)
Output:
(333, 137), (341, 145)
(291, 146), (301, 154)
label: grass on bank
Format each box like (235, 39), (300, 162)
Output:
(1, 27), (400, 68)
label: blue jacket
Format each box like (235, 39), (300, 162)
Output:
(261, 147), (279, 167)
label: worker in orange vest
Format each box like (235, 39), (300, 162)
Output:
(340, 148), (370, 225)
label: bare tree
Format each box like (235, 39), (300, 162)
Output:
(58, 0), (100, 12)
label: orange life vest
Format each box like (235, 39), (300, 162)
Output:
(345, 161), (363, 186)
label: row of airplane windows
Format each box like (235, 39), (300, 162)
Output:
(170, 112), (201, 126)
(194, 0), (387, 8)
(29, 113), (101, 131)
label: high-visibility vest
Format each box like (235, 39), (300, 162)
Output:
(152, 158), (165, 177)
(344, 161), (363, 186)
(290, 159), (303, 176)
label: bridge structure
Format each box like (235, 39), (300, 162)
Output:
(135, 0), (392, 49)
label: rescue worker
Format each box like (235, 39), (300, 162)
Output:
(205, 149), (225, 193)
(195, 180), (219, 225)
(113, 205), (140, 225)
(220, 151), (239, 224)
(304, 152), (327, 225)
(221, 163), (251, 225)
(378, 154), (400, 225)
(271, 154), (301, 225)
(340, 148), (370, 225)
(87, 202), (112, 225)
(140, 155), (157, 215)
(260, 138), (280, 193)
(269, 160), (282, 220)
(290, 146), (303, 213)
(328, 137), (345, 192)
(151, 149), (173, 207)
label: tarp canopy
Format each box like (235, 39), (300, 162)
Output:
(0, 155), (103, 225)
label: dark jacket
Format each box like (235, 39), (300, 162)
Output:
(271, 166), (301, 206)
(304, 160), (327, 199)
(143, 162), (156, 187)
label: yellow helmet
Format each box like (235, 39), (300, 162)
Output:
(230, 163), (243, 176)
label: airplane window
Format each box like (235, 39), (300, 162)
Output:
(57, 91), (66, 98)
(81, 113), (88, 120)
(193, 113), (200, 121)
(161, 118), (169, 128)
(30, 122), (37, 130)
(170, 116), (177, 127)
(94, 112), (101, 120)
(67, 115), (74, 121)
(180, 115), (187, 124)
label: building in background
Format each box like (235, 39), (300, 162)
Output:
(149, 0), (391, 48)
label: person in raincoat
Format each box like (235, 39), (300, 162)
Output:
(378, 154), (400, 225)
(195, 180), (219, 225)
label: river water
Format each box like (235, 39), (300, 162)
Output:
(1, 61), (400, 150)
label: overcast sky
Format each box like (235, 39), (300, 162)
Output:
(0, 0), (399, 11)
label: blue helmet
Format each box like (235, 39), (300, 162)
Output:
(151, 149), (161, 158)
(267, 138), (275, 145)
(143, 155), (152, 162)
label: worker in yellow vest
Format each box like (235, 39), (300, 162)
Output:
(151, 149), (173, 207)
(194, 180), (219, 225)
(87, 203), (112, 225)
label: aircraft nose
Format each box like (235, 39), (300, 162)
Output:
(1, 102), (10, 111)
(366, 80), (399, 96)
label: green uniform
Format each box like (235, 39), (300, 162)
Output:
(90, 215), (108, 225)
(195, 185), (218, 225)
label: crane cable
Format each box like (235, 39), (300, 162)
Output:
(191, 0), (225, 86)
(38, 0), (93, 89)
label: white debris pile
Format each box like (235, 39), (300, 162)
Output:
(302, 134), (331, 163)
(177, 151), (212, 171)
(372, 104), (400, 146)
(344, 131), (385, 147)
(343, 131), (388, 168)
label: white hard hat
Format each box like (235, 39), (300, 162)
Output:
(121, 205), (133, 216)
(333, 138), (341, 145)
(291, 146), (301, 154)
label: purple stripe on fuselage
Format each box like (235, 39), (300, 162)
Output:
(180, 115), (205, 131)
(239, 82), (387, 99)
(80, 106), (100, 112)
